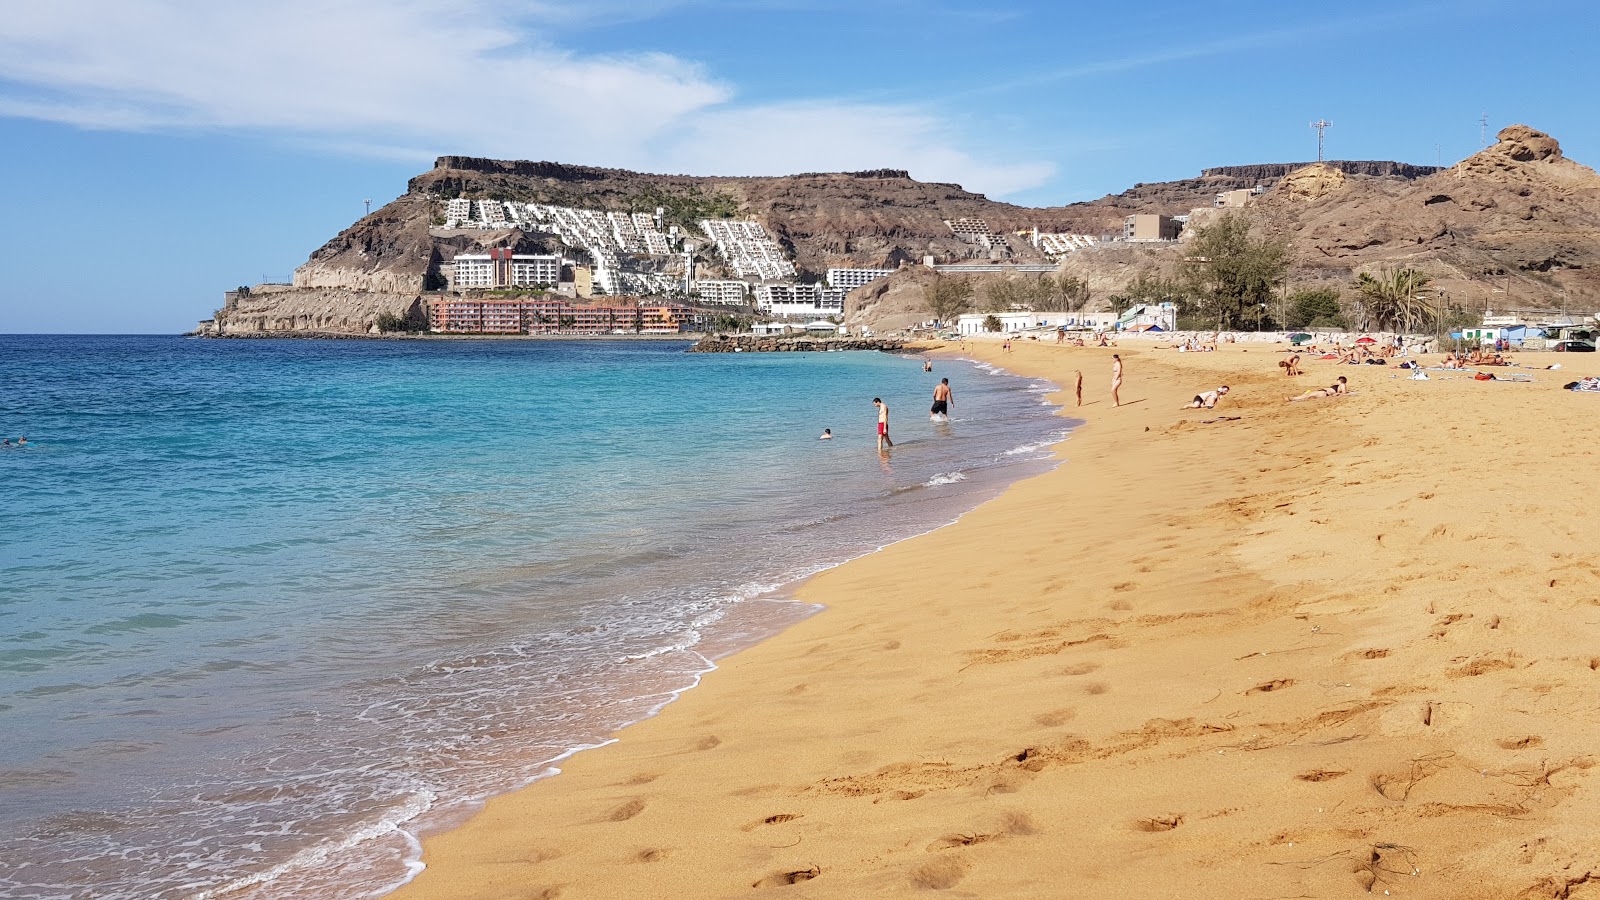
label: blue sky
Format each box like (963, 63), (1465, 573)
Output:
(1, 0), (1595, 332)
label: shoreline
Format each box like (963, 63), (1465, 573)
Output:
(387, 341), (1600, 899)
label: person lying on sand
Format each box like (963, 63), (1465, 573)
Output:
(1288, 376), (1348, 402)
(1183, 386), (1230, 409)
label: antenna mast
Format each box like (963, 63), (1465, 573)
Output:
(1480, 113), (1489, 149)
(1310, 119), (1332, 163)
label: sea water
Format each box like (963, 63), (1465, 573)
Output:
(0, 335), (1071, 899)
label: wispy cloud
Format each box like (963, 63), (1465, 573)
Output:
(0, 0), (1054, 196)
(952, 3), (1467, 98)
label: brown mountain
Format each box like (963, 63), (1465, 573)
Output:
(196, 126), (1597, 335)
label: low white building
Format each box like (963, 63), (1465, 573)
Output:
(754, 283), (845, 318)
(693, 280), (749, 305)
(954, 310), (1118, 336)
(826, 268), (894, 291)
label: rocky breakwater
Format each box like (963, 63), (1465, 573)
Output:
(689, 335), (906, 353)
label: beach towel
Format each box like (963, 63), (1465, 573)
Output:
(1565, 378), (1600, 392)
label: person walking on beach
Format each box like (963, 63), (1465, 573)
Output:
(1111, 354), (1123, 407)
(1074, 370), (1083, 407)
(873, 397), (894, 451)
(930, 378), (953, 422)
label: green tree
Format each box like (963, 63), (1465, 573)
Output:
(982, 314), (1003, 333)
(1351, 268), (1434, 332)
(1183, 213), (1288, 328)
(925, 275), (974, 324)
(980, 277), (1033, 312)
(1283, 288), (1345, 330)
(1032, 273), (1092, 312)
(1110, 273), (1188, 318)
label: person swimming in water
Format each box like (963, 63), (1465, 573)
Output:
(819, 428), (833, 440)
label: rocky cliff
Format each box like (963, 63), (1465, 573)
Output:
(200, 126), (1596, 336)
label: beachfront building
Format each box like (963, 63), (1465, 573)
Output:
(826, 268), (894, 291)
(693, 280), (749, 305)
(1118, 302), (1178, 332)
(953, 310), (1119, 336)
(1123, 214), (1182, 242)
(427, 296), (696, 335)
(754, 283), (846, 318)
(450, 251), (562, 291)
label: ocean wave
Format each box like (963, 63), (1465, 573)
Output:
(925, 471), (967, 486)
(190, 789), (435, 900)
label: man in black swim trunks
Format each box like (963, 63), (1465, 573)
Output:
(930, 378), (953, 421)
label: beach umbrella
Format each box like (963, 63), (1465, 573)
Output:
(1288, 332), (1312, 344)
(1355, 336), (1377, 344)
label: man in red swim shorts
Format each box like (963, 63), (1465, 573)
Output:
(873, 397), (894, 451)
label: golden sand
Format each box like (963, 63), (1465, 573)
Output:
(391, 341), (1600, 899)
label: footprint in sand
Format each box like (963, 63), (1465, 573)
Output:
(909, 858), (970, 890)
(1133, 814), (1184, 832)
(606, 799), (646, 822)
(752, 866), (820, 888)
(1034, 708), (1077, 727)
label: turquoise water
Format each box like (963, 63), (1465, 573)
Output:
(0, 336), (1069, 899)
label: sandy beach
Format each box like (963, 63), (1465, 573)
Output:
(391, 339), (1600, 900)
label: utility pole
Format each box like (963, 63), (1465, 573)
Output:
(1311, 119), (1333, 163)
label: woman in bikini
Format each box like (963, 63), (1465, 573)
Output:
(1288, 375), (1348, 402)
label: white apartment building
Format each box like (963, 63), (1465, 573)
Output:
(826, 268), (894, 291)
(445, 198), (473, 226)
(451, 251), (561, 290)
(510, 255), (561, 287)
(755, 283), (845, 318)
(453, 254), (496, 289)
(693, 280), (749, 305)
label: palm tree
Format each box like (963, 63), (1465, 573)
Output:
(1353, 268), (1433, 331)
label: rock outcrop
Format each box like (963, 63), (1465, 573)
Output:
(1274, 163), (1348, 202)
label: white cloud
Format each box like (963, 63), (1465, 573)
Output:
(0, 0), (1053, 197)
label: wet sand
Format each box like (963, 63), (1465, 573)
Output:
(390, 340), (1600, 899)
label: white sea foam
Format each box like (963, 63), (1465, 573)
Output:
(926, 471), (967, 486)
(190, 790), (436, 899)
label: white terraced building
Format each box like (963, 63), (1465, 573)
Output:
(445, 198), (473, 226)
(755, 283), (845, 318)
(475, 200), (509, 228)
(825, 268), (894, 291)
(1031, 232), (1098, 255)
(700, 219), (796, 281)
(693, 280), (749, 305)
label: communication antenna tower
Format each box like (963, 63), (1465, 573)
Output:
(1480, 113), (1489, 149)
(1310, 119), (1332, 163)
(364, 198), (372, 215)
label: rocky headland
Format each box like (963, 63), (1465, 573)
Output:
(199, 126), (1599, 336)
